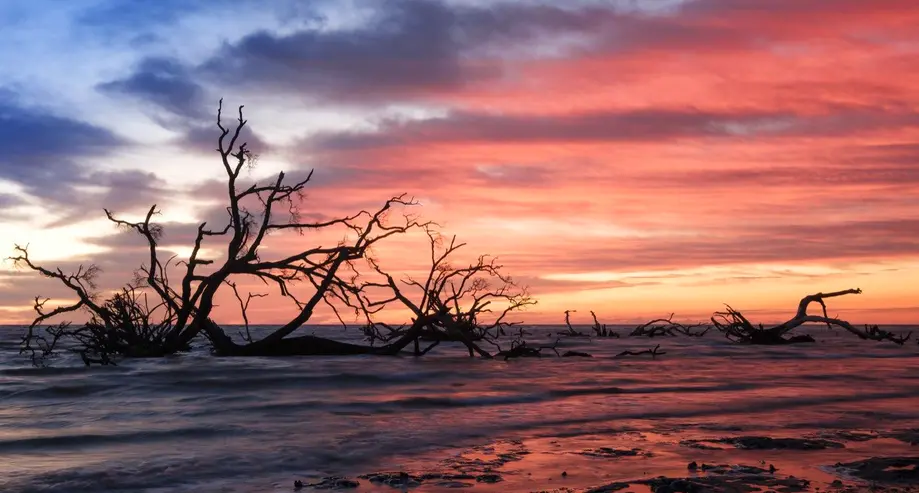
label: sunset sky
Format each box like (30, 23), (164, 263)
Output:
(1, 0), (917, 325)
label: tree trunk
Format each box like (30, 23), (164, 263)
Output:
(216, 313), (442, 357)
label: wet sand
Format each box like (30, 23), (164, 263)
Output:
(297, 427), (919, 492)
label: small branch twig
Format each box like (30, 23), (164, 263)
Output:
(616, 344), (667, 359)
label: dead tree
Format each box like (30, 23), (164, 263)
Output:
(711, 289), (911, 345)
(355, 228), (536, 358)
(556, 310), (590, 337)
(590, 311), (619, 338)
(12, 100), (440, 364)
(630, 314), (709, 337)
(13, 251), (185, 365)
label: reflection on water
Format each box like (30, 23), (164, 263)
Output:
(0, 325), (917, 492)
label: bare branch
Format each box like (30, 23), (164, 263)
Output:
(616, 344), (667, 359)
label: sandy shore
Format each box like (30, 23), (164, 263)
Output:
(294, 428), (919, 492)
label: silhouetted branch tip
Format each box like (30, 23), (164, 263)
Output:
(558, 310), (589, 337)
(616, 344), (667, 359)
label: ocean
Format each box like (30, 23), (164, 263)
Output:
(1, 325), (917, 492)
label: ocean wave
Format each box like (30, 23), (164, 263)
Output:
(0, 426), (238, 452)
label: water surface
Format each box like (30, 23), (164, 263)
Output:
(1, 325), (917, 492)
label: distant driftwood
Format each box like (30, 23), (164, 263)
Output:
(630, 314), (709, 338)
(712, 289), (911, 345)
(557, 310), (621, 338)
(615, 344), (666, 359)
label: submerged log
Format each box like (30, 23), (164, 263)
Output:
(214, 314), (444, 357)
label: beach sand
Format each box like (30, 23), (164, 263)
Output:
(296, 427), (919, 492)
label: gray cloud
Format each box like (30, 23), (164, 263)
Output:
(189, 0), (780, 105)
(0, 95), (123, 194)
(98, 57), (209, 121)
(0, 93), (178, 225)
(300, 104), (919, 153)
(96, 56), (272, 155)
(199, 0), (496, 104)
(0, 193), (22, 210)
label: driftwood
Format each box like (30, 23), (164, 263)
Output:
(556, 310), (619, 338)
(562, 350), (593, 358)
(495, 339), (558, 360)
(615, 344), (666, 359)
(630, 314), (709, 338)
(589, 311), (619, 338)
(493, 338), (593, 360)
(712, 289), (911, 345)
(556, 310), (590, 337)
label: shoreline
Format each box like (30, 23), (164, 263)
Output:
(293, 428), (919, 492)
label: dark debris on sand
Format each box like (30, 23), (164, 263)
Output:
(444, 439), (530, 472)
(357, 470), (506, 489)
(812, 430), (881, 443)
(885, 429), (919, 446)
(358, 472), (425, 488)
(584, 463), (810, 493)
(578, 447), (653, 459)
(296, 476), (360, 489)
(355, 440), (528, 489)
(681, 436), (844, 451)
(681, 440), (724, 450)
(357, 471), (485, 488)
(833, 456), (919, 484)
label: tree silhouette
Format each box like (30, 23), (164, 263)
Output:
(12, 101), (532, 365)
